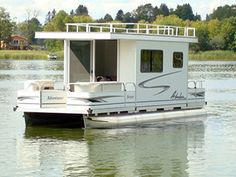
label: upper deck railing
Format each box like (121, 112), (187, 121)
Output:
(66, 23), (196, 38)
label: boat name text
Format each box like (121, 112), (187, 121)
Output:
(171, 91), (185, 99)
(47, 96), (64, 100)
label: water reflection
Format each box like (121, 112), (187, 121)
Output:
(0, 60), (63, 82)
(2, 60), (236, 176)
(23, 120), (205, 176)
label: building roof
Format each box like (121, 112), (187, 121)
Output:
(11, 35), (27, 41)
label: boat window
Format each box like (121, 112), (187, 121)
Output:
(173, 52), (183, 68)
(141, 50), (163, 73)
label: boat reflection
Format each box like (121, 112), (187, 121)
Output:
(23, 118), (205, 176)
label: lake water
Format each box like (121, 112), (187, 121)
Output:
(1, 60), (236, 177)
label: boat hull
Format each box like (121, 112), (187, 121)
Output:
(24, 112), (84, 128)
(83, 108), (207, 128)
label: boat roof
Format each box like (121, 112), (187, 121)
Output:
(35, 23), (198, 43)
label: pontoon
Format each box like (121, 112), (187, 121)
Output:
(14, 23), (206, 128)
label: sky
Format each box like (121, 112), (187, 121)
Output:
(1, 0), (235, 24)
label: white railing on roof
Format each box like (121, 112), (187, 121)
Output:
(65, 23), (196, 37)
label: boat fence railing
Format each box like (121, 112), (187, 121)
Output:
(65, 23), (196, 38)
(188, 80), (204, 89)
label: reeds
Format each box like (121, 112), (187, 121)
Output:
(0, 50), (63, 60)
(189, 50), (236, 61)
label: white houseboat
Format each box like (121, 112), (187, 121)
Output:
(14, 23), (206, 128)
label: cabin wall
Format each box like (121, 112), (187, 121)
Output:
(135, 41), (188, 104)
(118, 40), (136, 83)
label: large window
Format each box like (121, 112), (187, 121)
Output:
(173, 52), (183, 68)
(141, 50), (163, 73)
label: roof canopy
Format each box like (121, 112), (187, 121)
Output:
(35, 23), (198, 43)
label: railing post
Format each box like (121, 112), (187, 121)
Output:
(176, 27), (178, 36)
(76, 25), (78, 32)
(86, 24), (89, 32)
(146, 24), (149, 34)
(137, 24), (140, 34)
(110, 24), (113, 32)
(66, 24), (69, 32)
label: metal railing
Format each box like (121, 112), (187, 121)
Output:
(188, 80), (204, 89)
(65, 23), (196, 38)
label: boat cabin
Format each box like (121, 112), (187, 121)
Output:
(15, 23), (206, 128)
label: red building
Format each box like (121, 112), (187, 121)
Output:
(0, 35), (29, 50)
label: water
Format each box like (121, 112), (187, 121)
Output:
(0, 60), (236, 176)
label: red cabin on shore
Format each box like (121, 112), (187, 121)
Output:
(0, 35), (29, 50)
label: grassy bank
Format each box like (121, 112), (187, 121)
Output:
(189, 50), (236, 61)
(1, 49), (236, 61)
(0, 50), (63, 60)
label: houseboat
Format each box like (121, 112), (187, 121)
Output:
(14, 23), (206, 128)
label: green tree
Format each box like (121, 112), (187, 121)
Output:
(221, 17), (236, 50)
(209, 5), (236, 20)
(18, 17), (42, 44)
(44, 10), (69, 32)
(191, 21), (210, 51)
(43, 10), (70, 51)
(133, 3), (155, 22)
(103, 14), (113, 22)
(0, 7), (14, 49)
(123, 12), (134, 23)
(174, 4), (194, 20)
(115, 10), (124, 22)
(159, 3), (169, 16)
(75, 5), (88, 16)
(153, 15), (184, 26)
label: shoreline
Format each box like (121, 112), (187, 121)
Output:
(0, 50), (235, 61)
(0, 50), (63, 60)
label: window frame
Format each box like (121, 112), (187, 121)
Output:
(140, 49), (163, 73)
(173, 52), (183, 68)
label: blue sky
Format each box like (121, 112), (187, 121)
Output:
(1, 0), (235, 24)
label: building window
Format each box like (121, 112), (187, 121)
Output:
(13, 40), (18, 45)
(141, 50), (163, 73)
(173, 52), (183, 68)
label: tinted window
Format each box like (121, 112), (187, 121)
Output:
(173, 52), (183, 68)
(141, 50), (163, 73)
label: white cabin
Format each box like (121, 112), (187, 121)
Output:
(15, 23), (206, 128)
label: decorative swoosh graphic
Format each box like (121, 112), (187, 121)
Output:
(138, 71), (181, 95)
(69, 95), (123, 103)
(17, 96), (39, 101)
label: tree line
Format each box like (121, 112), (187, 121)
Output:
(0, 4), (236, 51)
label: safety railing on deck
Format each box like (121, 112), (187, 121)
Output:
(188, 80), (204, 89)
(66, 23), (196, 38)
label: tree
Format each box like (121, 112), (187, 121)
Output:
(51, 9), (56, 19)
(159, 4), (169, 16)
(18, 17), (42, 44)
(220, 17), (236, 50)
(123, 12), (134, 23)
(133, 3), (155, 22)
(115, 9), (124, 22)
(0, 7), (14, 49)
(191, 21), (210, 51)
(153, 15), (184, 26)
(45, 11), (51, 24)
(70, 10), (75, 16)
(75, 5), (88, 16)
(103, 14), (113, 22)
(209, 5), (236, 20)
(174, 4), (194, 20)
(43, 10), (70, 51)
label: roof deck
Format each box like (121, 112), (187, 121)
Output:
(35, 23), (197, 43)
(66, 23), (196, 38)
